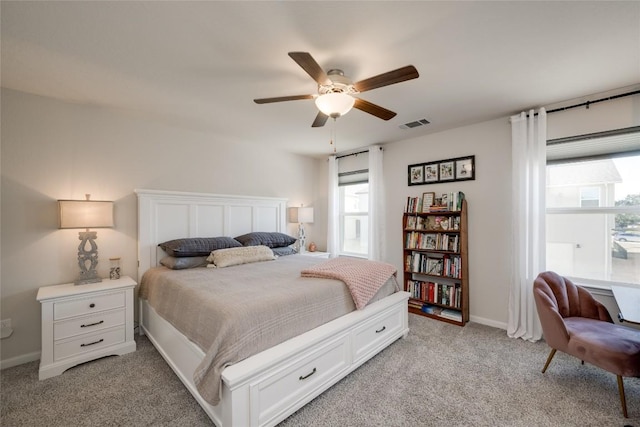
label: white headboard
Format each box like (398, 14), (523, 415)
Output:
(136, 189), (288, 279)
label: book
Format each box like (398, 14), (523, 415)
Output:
(440, 309), (463, 321)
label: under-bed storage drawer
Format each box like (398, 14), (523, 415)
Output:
(352, 304), (404, 364)
(250, 333), (351, 426)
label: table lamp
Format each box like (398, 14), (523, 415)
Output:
(288, 205), (314, 253)
(58, 194), (114, 285)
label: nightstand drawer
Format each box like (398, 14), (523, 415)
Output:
(54, 309), (125, 340)
(54, 291), (125, 320)
(54, 327), (125, 361)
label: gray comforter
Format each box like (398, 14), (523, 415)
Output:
(139, 255), (398, 405)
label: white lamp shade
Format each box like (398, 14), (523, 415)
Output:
(288, 206), (314, 224)
(315, 93), (355, 117)
(58, 200), (114, 229)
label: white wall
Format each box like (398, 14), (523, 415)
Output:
(0, 89), (324, 364)
(547, 91), (640, 140)
(383, 117), (513, 328)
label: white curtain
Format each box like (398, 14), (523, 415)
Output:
(368, 145), (385, 261)
(327, 155), (340, 257)
(507, 108), (546, 341)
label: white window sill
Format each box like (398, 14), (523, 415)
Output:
(565, 276), (639, 296)
(337, 253), (368, 259)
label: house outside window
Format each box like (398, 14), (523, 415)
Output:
(546, 128), (640, 288)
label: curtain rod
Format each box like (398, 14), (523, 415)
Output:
(545, 89), (640, 115)
(335, 146), (383, 160)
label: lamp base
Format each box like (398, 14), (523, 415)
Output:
(298, 223), (306, 254)
(75, 276), (102, 286)
(75, 230), (103, 286)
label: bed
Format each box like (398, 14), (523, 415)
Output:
(136, 189), (410, 427)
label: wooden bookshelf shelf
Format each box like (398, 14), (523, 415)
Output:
(403, 195), (469, 326)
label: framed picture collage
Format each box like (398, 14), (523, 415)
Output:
(408, 155), (475, 186)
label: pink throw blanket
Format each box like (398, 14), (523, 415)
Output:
(301, 257), (397, 309)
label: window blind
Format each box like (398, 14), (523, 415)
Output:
(338, 151), (369, 185)
(547, 126), (640, 164)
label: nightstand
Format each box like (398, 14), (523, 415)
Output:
(301, 251), (330, 259)
(36, 276), (137, 380)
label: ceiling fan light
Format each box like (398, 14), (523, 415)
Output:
(315, 93), (355, 117)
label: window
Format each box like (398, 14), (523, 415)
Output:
(337, 152), (369, 257)
(580, 187), (600, 207)
(339, 182), (369, 256)
(546, 127), (640, 288)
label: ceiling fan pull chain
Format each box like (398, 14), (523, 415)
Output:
(330, 117), (337, 153)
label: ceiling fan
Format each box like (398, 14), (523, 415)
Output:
(254, 52), (419, 127)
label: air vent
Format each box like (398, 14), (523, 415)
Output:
(399, 119), (430, 130)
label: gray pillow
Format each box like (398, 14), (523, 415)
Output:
(272, 246), (297, 256)
(234, 232), (297, 248)
(158, 237), (242, 257)
(160, 256), (208, 270)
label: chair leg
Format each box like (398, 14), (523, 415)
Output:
(541, 348), (556, 373)
(617, 375), (628, 418)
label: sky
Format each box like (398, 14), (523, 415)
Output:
(613, 155), (640, 201)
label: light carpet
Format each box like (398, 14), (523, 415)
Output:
(1, 314), (638, 426)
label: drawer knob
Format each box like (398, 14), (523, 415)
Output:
(81, 320), (104, 328)
(375, 326), (386, 334)
(299, 367), (317, 381)
(89, 303), (95, 308)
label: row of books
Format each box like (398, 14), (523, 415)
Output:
(406, 280), (462, 308)
(405, 253), (462, 278)
(405, 232), (460, 252)
(405, 191), (465, 214)
(443, 255), (463, 278)
(405, 215), (461, 231)
(428, 191), (465, 212)
(422, 305), (463, 322)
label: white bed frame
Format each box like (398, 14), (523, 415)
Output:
(136, 189), (410, 427)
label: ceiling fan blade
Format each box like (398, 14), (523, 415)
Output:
(288, 52), (331, 86)
(311, 112), (329, 127)
(353, 98), (397, 121)
(353, 65), (419, 93)
(254, 94), (314, 104)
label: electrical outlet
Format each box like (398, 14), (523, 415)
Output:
(0, 319), (11, 330)
(0, 318), (13, 339)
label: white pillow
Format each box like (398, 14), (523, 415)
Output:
(206, 245), (276, 268)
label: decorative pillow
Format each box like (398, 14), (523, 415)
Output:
(206, 245), (276, 268)
(272, 246), (297, 257)
(234, 232), (297, 248)
(160, 256), (208, 270)
(158, 237), (242, 257)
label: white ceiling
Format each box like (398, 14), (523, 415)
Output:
(2, 1), (639, 158)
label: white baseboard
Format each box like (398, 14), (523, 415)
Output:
(470, 315), (507, 331)
(0, 351), (40, 370)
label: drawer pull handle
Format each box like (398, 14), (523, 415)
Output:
(89, 303), (96, 308)
(299, 367), (317, 381)
(80, 338), (104, 347)
(81, 320), (104, 328)
(375, 326), (386, 333)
